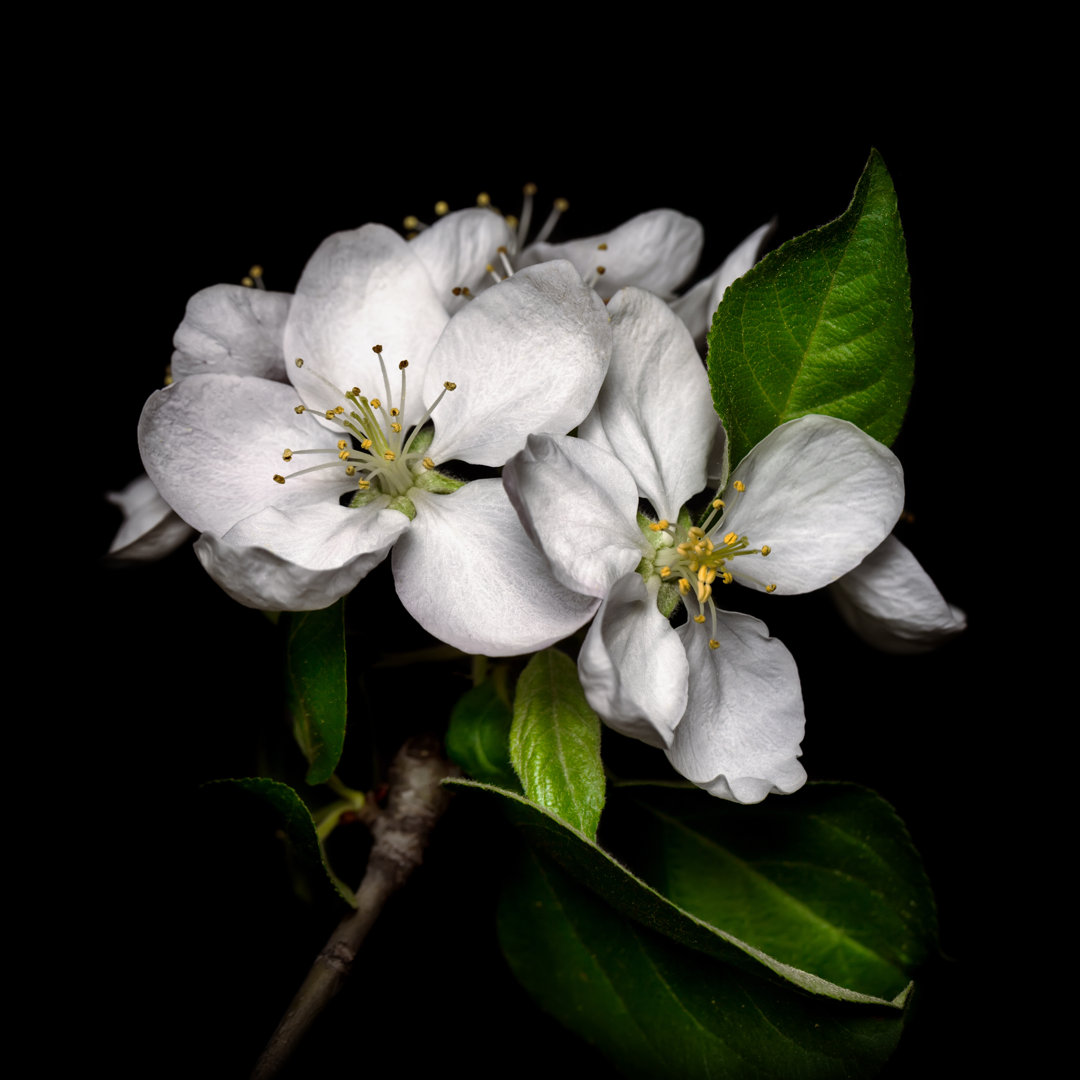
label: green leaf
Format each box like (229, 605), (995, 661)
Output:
(286, 599), (347, 785)
(500, 847), (904, 1079)
(708, 149), (914, 469)
(510, 649), (605, 840)
(448, 779), (912, 1006)
(209, 777), (356, 906)
(446, 681), (520, 791)
(605, 783), (937, 1001)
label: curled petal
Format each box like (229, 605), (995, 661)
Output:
(106, 473), (193, 561)
(171, 284), (292, 383)
(409, 207), (515, 311)
(578, 574), (688, 750)
(831, 534), (967, 654)
(139, 374), (346, 536)
(724, 415), (904, 594)
(195, 505), (404, 611)
(667, 613), (807, 804)
(284, 224), (449, 429)
(671, 222), (774, 346)
(425, 262), (611, 467)
(392, 480), (599, 656)
(502, 434), (644, 598)
(579, 287), (717, 522)
(520, 209), (704, 298)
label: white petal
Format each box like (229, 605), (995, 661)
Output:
(424, 262), (611, 466)
(502, 434), (645, 598)
(194, 510), (402, 612)
(578, 573), (688, 750)
(392, 480), (599, 656)
(671, 222), (773, 346)
(520, 209), (704, 298)
(171, 284), (292, 382)
(139, 374), (346, 536)
(106, 473), (193, 561)
(667, 613), (807, 804)
(283, 224), (449, 429)
(723, 415), (904, 594)
(578, 287), (717, 522)
(831, 535), (967, 654)
(409, 208), (515, 312)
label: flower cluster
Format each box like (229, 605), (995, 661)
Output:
(131, 193), (964, 802)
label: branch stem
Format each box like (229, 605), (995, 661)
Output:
(251, 736), (458, 1079)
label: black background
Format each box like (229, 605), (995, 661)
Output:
(69, 76), (1006, 1077)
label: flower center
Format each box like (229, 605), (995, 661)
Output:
(646, 483), (775, 649)
(272, 345), (457, 501)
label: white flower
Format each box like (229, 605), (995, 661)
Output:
(503, 288), (909, 802)
(106, 474), (194, 562)
(139, 255), (612, 655)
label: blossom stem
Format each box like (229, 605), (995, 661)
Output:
(251, 736), (459, 1079)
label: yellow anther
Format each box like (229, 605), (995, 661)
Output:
(345, 465), (356, 476)
(434, 200), (449, 216)
(351, 387), (361, 396)
(724, 532), (738, 545)
(282, 449), (293, 461)
(370, 398), (381, 409)
(383, 451), (396, 461)
(390, 407), (400, 416)
(250, 265), (263, 279)
(422, 457), (435, 470)
(694, 614), (706, 623)
(709, 639), (720, 650)
(523, 182), (537, 195)
(596, 266), (606, 275)
(452, 287), (462, 296)
(361, 439), (373, 450)
(294, 405), (306, 414)
(712, 499), (724, 509)
(357, 478), (370, 489)
(597, 242), (608, 251)
(372, 344), (383, 354)
(733, 480), (745, 492)
(650, 519), (670, 531)
(554, 197), (569, 211)
(676, 543), (693, 556)
(659, 566), (671, 577)
(295, 358), (304, 367)
(761, 545), (771, 556)
(486, 263), (495, 273)
(338, 449), (351, 461)
(334, 405), (345, 415)
(688, 560), (700, 572)
(391, 422), (402, 433)
(688, 526), (705, 539)
(399, 359), (409, 370)
(273, 474), (285, 484)
(476, 192), (491, 207)
(403, 215), (420, 230)
(337, 440), (348, 450)
(497, 245), (508, 254)
(678, 578), (691, 596)
(705, 569), (717, 585)
(697, 583), (712, 604)
(697, 566), (709, 583)
(722, 571), (733, 585)
(324, 410), (336, 420)
(766, 583), (777, 593)
(241, 276), (253, 287)
(505, 214), (519, 228)
(444, 381), (457, 391)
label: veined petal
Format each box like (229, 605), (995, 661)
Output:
(283, 224), (449, 429)
(171, 284), (292, 383)
(671, 222), (773, 345)
(724, 415), (904, 594)
(578, 287), (717, 522)
(139, 374), (345, 536)
(831, 534), (967, 654)
(392, 480), (599, 656)
(520, 209), (704, 299)
(409, 207), (515, 312)
(106, 473), (193, 561)
(578, 573), (688, 750)
(502, 434), (645, 598)
(424, 262), (611, 467)
(667, 612), (806, 804)
(195, 506), (403, 612)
